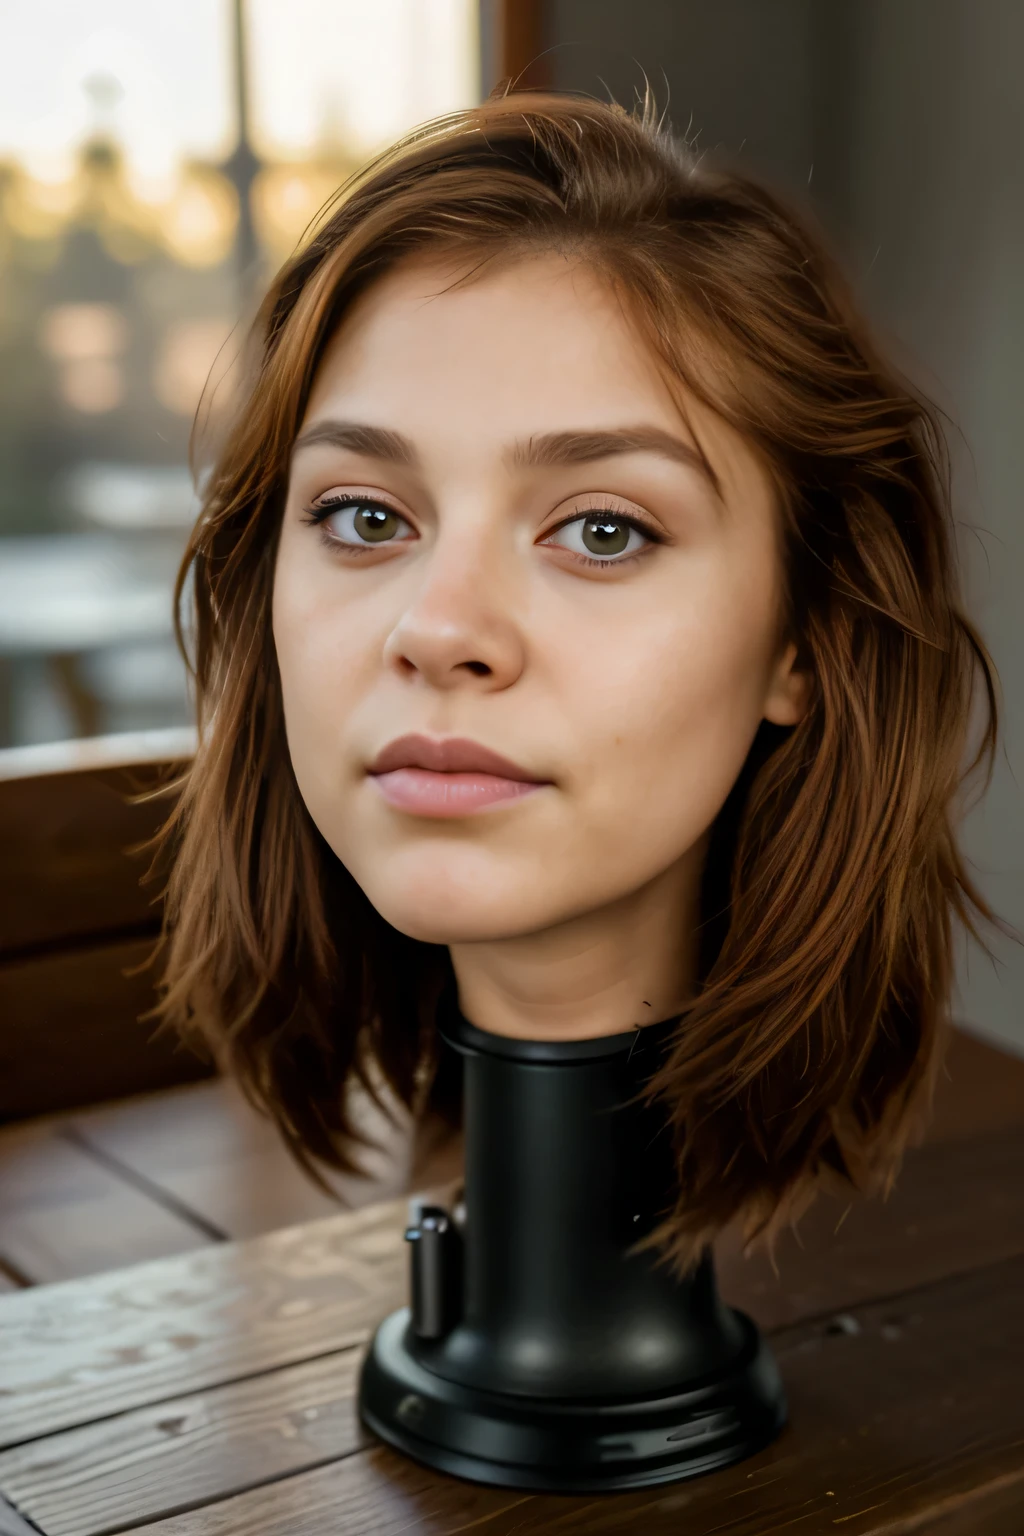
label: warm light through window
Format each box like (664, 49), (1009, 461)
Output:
(0, 0), (235, 191)
(153, 317), (235, 416)
(41, 302), (127, 362)
(0, 0), (481, 746)
(40, 302), (128, 414)
(60, 358), (124, 414)
(246, 0), (478, 162)
(158, 168), (238, 267)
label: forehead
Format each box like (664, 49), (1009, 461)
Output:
(307, 253), (670, 423)
(301, 251), (766, 507)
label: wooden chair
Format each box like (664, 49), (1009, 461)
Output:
(0, 729), (211, 1125)
(0, 731), (447, 1288)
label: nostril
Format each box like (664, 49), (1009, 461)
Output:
(462, 660), (492, 677)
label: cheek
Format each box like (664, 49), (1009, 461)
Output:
(562, 567), (781, 836)
(271, 550), (371, 802)
(273, 564), (327, 749)
(273, 537), (382, 708)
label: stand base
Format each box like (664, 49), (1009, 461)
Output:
(359, 1308), (786, 1493)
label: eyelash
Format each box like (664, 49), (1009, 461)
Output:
(303, 493), (394, 526)
(302, 495), (665, 568)
(301, 494), (408, 555)
(543, 508), (665, 568)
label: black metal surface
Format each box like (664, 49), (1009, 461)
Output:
(406, 1205), (463, 1340)
(361, 1307), (785, 1492)
(359, 1006), (786, 1490)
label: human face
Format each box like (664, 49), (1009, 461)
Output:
(273, 254), (805, 947)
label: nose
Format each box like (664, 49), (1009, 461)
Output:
(383, 537), (526, 692)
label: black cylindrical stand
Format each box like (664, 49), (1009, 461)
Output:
(359, 1011), (785, 1492)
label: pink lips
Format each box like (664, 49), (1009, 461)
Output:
(368, 734), (550, 818)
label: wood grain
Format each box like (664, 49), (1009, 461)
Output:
(121, 1445), (526, 1536)
(110, 1249), (1024, 1536)
(0, 1033), (1018, 1531)
(710, 1027), (1024, 1332)
(0, 1351), (367, 1536)
(498, 0), (549, 89)
(67, 1077), (412, 1239)
(0, 1122), (210, 1285)
(897, 1474), (1024, 1534)
(2, 1128), (1024, 1531)
(0, 742), (217, 1121)
(929, 1025), (1024, 1142)
(0, 729), (195, 783)
(0, 936), (211, 1123)
(0, 758), (182, 958)
(0, 1198), (409, 1449)
(4, 1122), (1024, 1453)
(715, 1123), (1024, 1329)
(0, 1022), (1010, 1276)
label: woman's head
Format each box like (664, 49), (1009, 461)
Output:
(160, 94), (995, 1263)
(274, 251), (806, 956)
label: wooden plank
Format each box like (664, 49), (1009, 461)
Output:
(121, 1446), (526, 1536)
(0, 936), (212, 1123)
(0, 1024), (1009, 1282)
(0, 1351), (367, 1536)
(67, 1078), (412, 1239)
(0, 728), (195, 783)
(0, 1199), (409, 1449)
(715, 1122), (1024, 1329)
(68, 1080), (353, 1236)
(0, 1121), (211, 1285)
(498, 0), (549, 90)
(0, 1036), (1014, 1530)
(929, 1025), (1024, 1141)
(106, 1249), (1024, 1536)
(57, 1019), (1011, 1248)
(0, 732), (212, 1122)
(910, 1475), (1024, 1534)
(0, 751), (187, 959)
(58, 1023), (1013, 1245)
(4, 1119), (1024, 1452)
(1, 1127), (1023, 1514)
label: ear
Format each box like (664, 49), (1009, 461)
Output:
(763, 640), (811, 726)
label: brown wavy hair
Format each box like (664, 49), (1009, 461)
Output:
(156, 93), (998, 1266)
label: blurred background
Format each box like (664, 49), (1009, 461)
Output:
(0, 0), (477, 747)
(0, 0), (1020, 1047)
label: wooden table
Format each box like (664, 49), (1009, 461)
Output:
(2, 1031), (1024, 1535)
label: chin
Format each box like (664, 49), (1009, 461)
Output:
(349, 853), (556, 947)
(382, 908), (512, 945)
(365, 889), (535, 946)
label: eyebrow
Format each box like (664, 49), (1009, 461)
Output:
(291, 419), (719, 494)
(292, 420), (419, 466)
(510, 427), (720, 493)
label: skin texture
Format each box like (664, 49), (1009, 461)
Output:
(273, 254), (807, 1040)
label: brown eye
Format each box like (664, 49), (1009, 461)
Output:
(318, 499), (413, 546)
(582, 518), (631, 556)
(351, 505), (401, 542)
(544, 514), (649, 562)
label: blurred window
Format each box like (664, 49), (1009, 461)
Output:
(0, 0), (478, 747)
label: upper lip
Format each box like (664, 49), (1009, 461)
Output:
(368, 734), (547, 783)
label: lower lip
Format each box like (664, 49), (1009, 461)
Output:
(370, 768), (546, 818)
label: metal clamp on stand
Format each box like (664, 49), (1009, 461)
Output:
(405, 1204), (463, 1341)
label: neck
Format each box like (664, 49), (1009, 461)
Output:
(448, 845), (704, 1041)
